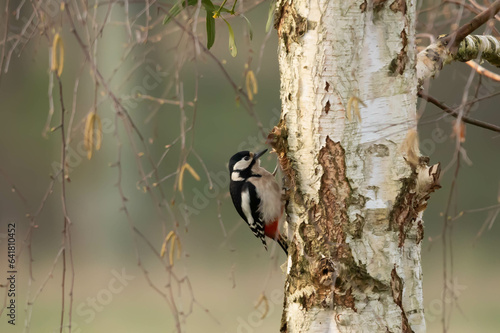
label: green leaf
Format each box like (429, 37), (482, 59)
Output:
(206, 11), (216, 49)
(163, 0), (198, 25)
(163, 1), (182, 25)
(201, 0), (215, 12)
(240, 14), (253, 41)
(223, 18), (237, 57)
(201, 0), (216, 49)
(265, 1), (276, 33)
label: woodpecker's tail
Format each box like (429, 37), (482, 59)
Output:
(277, 234), (288, 255)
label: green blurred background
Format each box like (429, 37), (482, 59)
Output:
(0, 1), (499, 332)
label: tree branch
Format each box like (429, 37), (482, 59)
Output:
(417, 91), (500, 133)
(442, 0), (500, 51)
(416, 0), (500, 86)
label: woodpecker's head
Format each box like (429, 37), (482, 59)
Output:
(229, 149), (267, 181)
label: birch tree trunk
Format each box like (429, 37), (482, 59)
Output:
(269, 1), (440, 332)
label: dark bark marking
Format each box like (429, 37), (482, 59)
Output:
(275, 2), (307, 53)
(426, 48), (442, 62)
(416, 221), (424, 244)
(267, 118), (298, 205)
(284, 137), (357, 313)
(313, 137), (356, 310)
(389, 29), (408, 75)
(367, 143), (389, 157)
(325, 100), (331, 114)
(390, 158), (441, 247)
(313, 258), (341, 309)
(391, 267), (414, 333)
(325, 81), (330, 92)
(349, 213), (365, 238)
(488, 37), (497, 53)
(335, 287), (356, 311)
(280, 320), (287, 333)
(390, 267), (402, 307)
(308, 20), (317, 31)
(361, 0), (391, 13)
(390, 0), (406, 14)
(360, 0), (367, 12)
(317, 137), (351, 260)
(374, 0), (388, 12)
(306, 138), (389, 311)
(391, 176), (417, 247)
(296, 138), (389, 314)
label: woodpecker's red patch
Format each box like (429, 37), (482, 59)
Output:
(264, 219), (279, 239)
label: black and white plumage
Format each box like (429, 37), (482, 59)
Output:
(228, 149), (288, 254)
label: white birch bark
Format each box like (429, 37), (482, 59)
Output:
(269, 0), (440, 332)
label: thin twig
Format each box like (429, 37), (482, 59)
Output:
(441, 148), (461, 333)
(0, 0), (10, 86)
(417, 91), (500, 133)
(444, 0), (500, 36)
(56, 74), (75, 333)
(465, 60), (500, 81)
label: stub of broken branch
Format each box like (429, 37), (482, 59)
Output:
(416, 35), (500, 87)
(415, 160), (441, 203)
(392, 157), (441, 247)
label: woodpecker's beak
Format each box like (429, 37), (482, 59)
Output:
(254, 149), (268, 160)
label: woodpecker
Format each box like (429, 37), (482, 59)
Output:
(228, 149), (288, 254)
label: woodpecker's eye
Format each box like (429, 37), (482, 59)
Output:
(244, 156), (250, 161)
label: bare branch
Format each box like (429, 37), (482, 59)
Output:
(417, 90), (500, 133)
(56, 74), (75, 333)
(417, 0), (500, 86)
(441, 0), (500, 52)
(465, 59), (500, 81)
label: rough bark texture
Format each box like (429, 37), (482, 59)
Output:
(270, 0), (440, 332)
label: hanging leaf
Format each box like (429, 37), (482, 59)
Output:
(240, 14), (253, 40)
(223, 18), (237, 57)
(206, 10), (216, 49)
(266, 1), (276, 33)
(201, 0), (215, 11)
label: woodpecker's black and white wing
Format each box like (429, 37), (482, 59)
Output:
(237, 182), (267, 249)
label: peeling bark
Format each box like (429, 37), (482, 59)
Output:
(390, 159), (441, 248)
(272, 0), (439, 332)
